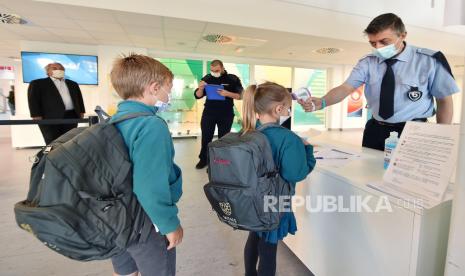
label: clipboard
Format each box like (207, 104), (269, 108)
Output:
(205, 84), (225, 100)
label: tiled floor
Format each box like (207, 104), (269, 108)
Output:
(0, 135), (313, 276)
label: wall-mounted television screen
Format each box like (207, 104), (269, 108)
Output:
(21, 51), (98, 85)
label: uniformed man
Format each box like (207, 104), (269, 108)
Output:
(299, 13), (460, 151)
(194, 59), (243, 169)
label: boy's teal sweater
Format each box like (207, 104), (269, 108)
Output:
(110, 100), (182, 235)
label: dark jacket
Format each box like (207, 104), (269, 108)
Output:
(194, 70), (243, 117)
(28, 77), (85, 119)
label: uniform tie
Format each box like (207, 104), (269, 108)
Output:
(379, 59), (398, 120)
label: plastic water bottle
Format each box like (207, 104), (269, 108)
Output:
(384, 131), (399, 170)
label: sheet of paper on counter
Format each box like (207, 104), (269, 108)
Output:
(313, 146), (361, 168)
(367, 122), (460, 209)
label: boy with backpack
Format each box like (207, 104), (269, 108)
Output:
(13, 54), (182, 274)
(109, 54), (183, 276)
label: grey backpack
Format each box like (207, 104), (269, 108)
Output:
(14, 112), (153, 261)
(203, 124), (293, 232)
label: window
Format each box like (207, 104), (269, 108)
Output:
(254, 65), (292, 88)
(293, 68), (327, 128)
(157, 58), (203, 136)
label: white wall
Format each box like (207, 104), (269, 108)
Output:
(325, 65), (345, 130)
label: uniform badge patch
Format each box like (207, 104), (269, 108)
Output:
(408, 87), (422, 102)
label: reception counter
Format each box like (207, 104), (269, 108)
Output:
(285, 131), (452, 276)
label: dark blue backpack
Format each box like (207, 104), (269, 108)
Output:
(204, 124), (293, 231)
(14, 112), (153, 261)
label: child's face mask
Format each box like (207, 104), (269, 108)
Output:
(155, 97), (171, 112)
(154, 84), (172, 112)
(276, 104), (291, 125)
(279, 109), (291, 125)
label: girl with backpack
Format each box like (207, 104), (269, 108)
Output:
(241, 82), (316, 276)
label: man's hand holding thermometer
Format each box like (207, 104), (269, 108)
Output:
(294, 87), (326, 112)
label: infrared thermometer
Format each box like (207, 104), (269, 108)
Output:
(292, 87), (316, 112)
(292, 87), (312, 101)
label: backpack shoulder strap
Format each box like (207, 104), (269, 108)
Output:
(95, 105), (154, 125)
(95, 105), (111, 123)
(109, 113), (154, 125)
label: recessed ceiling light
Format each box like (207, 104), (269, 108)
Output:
(235, 46), (244, 53)
(0, 13), (26, 24)
(202, 34), (233, 44)
(313, 47), (343, 55)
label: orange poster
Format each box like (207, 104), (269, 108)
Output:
(347, 85), (364, 118)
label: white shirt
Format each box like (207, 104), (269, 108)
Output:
(51, 77), (74, 111)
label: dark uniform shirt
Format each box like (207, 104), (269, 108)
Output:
(194, 70), (244, 117)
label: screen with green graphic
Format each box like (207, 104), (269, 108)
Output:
(293, 68), (327, 126)
(157, 58), (203, 135)
(207, 61), (250, 132)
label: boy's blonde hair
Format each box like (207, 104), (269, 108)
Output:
(241, 82), (292, 134)
(110, 53), (173, 100)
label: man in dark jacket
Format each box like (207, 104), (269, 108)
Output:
(28, 62), (86, 144)
(194, 60), (243, 169)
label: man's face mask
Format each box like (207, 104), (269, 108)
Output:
(372, 38), (400, 59)
(52, 70), (65, 79)
(211, 71), (221, 78)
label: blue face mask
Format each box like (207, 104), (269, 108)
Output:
(372, 39), (400, 59)
(154, 88), (171, 112)
(155, 100), (170, 112)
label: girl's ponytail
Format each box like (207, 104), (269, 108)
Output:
(241, 84), (257, 134)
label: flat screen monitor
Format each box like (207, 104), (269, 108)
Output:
(21, 51), (98, 85)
